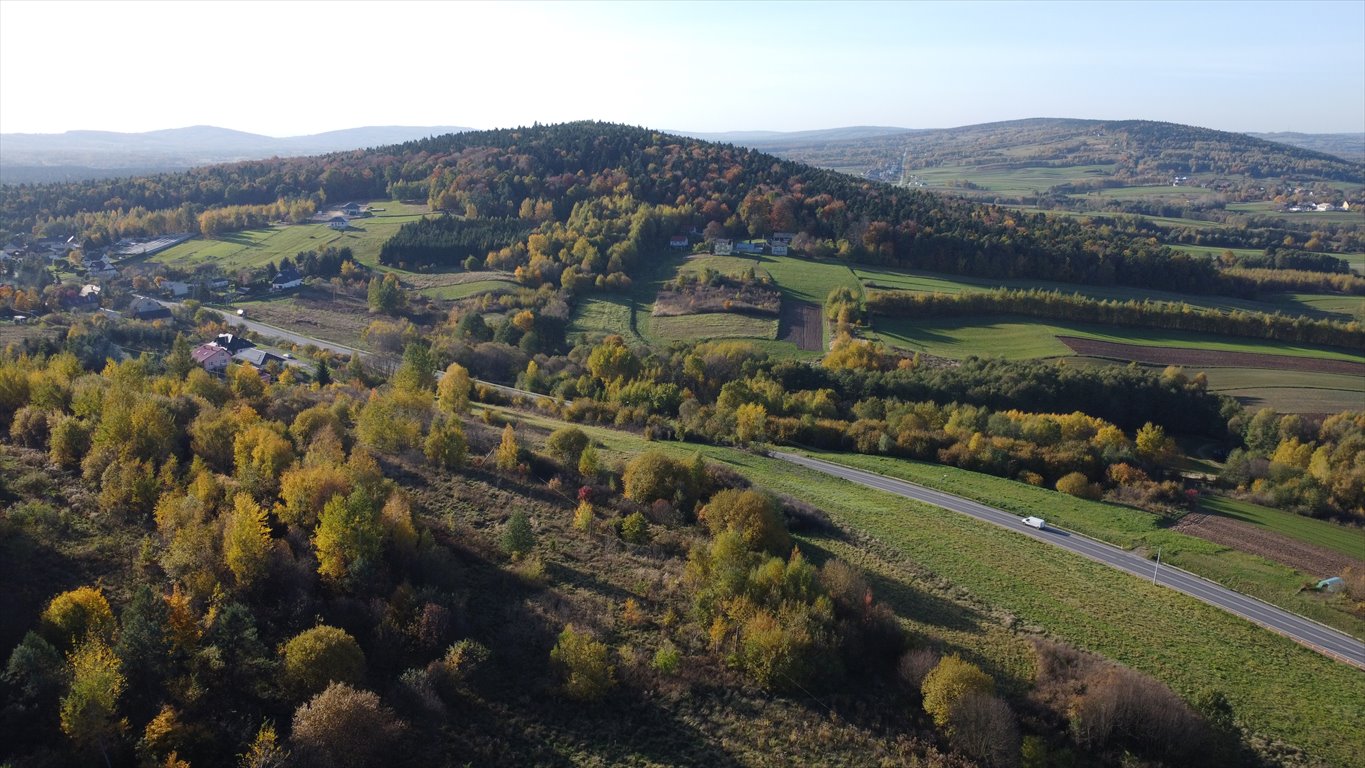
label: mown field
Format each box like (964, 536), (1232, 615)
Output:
(481, 405), (1365, 767)
(907, 163), (1114, 195)
(854, 265), (1357, 320)
(1198, 367), (1365, 414)
(869, 315), (1365, 363)
(151, 200), (431, 273)
(649, 312), (778, 342)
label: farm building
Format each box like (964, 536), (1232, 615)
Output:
(329, 216), (349, 230)
(232, 348), (286, 368)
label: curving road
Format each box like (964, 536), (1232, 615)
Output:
(771, 451), (1365, 669)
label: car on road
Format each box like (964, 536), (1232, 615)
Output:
(236, 309), (245, 316)
(1022, 516), (1046, 529)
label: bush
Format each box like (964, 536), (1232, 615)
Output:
(280, 626), (365, 697)
(502, 511), (534, 556)
(622, 450), (689, 505)
(620, 511), (649, 544)
(921, 654), (994, 729)
(1055, 471), (1102, 500)
(546, 426), (590, 466)
(698, 489), (790, 554)
(549, 625), (615, 701)
(290, 682), (404, 768)
(949, 691), (1020, 767)
(651, 641), (680, 674)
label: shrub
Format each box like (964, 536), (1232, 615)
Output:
(949, 691), (1020, 767)
(280, 626), (365, 697)
(502, 511), (534, 556)
(290, 683), (404, 768)
(549, 624), (615, 701)
(546, 426), (590, 466)
(1055, 471), (1101, 500)
(898, 647), (942, 690)
(620, 511), (649, 544)
(698, 488), (790, 554)
(921, 654), (994, 729)
(651, 641), (680, 674)
(622, 450), (689, 505)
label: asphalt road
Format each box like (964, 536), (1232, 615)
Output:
(771, 451), (1365, 668)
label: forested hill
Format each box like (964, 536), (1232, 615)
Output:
(3, 121), (1226, 291)
(756, 117), (1364, 183)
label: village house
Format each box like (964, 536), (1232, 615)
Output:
(669, 235), (689, 249)
(232, 348), (286, 369)
(270, 267), (303, 292)
(214, 333), (255, 353)
(127, 296), (171, 320)
(329, 216), (349, 230)
(191, 343), (231, 374)
(162, 280), (192, 298)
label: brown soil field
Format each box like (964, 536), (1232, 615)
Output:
(1173, 512), (1364, 578)
(780, 300), (823, 351)
(1058, 336), (1365, 376)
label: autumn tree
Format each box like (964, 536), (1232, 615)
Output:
(224, 493), (272, 589)
(366, 273), (406, 315)
(622, 450), (689, 505)
(436, 362), (471, 414)
(549, 625), (615, 701)
(280, 626), (365, 697)
(495, 424), (520, 471)
(314, 489), (384, 585)
(423, 416), (467, 469)
(60, 638), (126, 764)
(40, 586), (115, 649)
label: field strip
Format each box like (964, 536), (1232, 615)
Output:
(1058, 336), (1365, 375)
(770, 450), (1365, 669)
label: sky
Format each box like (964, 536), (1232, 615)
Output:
(2, 0), (1363, 137)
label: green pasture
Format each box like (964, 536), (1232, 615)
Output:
(478, 406), (1365, 766)
(870, 315), (1365, 363)
(418, 277), (519, 300)
(649, 312), (778, 342)
(1199, 496), (1365, 562)
(1089, 185), (1220, 201)
(907, 163), (1113, 195)
(678, 254), (769, 279)
(568, 295), (647, 347)
(853, 265), (1357, 320)
(152, 200), (432, 274)
(753, 253), (861, 304)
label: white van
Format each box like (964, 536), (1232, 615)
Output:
(1022, 516), (1046, 529)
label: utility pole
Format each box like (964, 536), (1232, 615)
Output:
(1152, 547), (1162, 584)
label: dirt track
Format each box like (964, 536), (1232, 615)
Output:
(780, 301), (823, 351)
(1058, 336), (1365, 376)
(1173, 512), (1363, 578)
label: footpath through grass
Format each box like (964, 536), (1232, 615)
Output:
(480, 406), (1365, 766)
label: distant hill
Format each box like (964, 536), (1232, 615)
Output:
(0, 124), (472, 184)
(732, 118), (1363, 186)
(1247, 132), (1365, 163)
(673, 126), (916, 145)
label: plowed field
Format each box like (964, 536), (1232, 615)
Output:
(1173, 512), (1364, 578)
(780, 301), (823, 351)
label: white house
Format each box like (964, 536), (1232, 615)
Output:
(329, 216), (349, 230)
(271, 267), (303, 292)
(163, 280), (192, 298)
(191, 344), (231, 374)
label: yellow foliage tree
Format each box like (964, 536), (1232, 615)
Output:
(224, 493), (272, 589)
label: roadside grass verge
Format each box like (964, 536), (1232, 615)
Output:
(791, 450), (1365, 639)
(476, 405), (1365, 767)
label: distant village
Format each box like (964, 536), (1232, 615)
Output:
(0, 204), (367, 377)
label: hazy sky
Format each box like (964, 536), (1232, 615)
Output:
(2, 0), (1363, 136)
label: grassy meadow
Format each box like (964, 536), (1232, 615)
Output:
(479, 405), (1365, 766)
(868, 315), (1365, 363)
(1198, 496), (1365, 561)
(151, 200), (431, 274)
